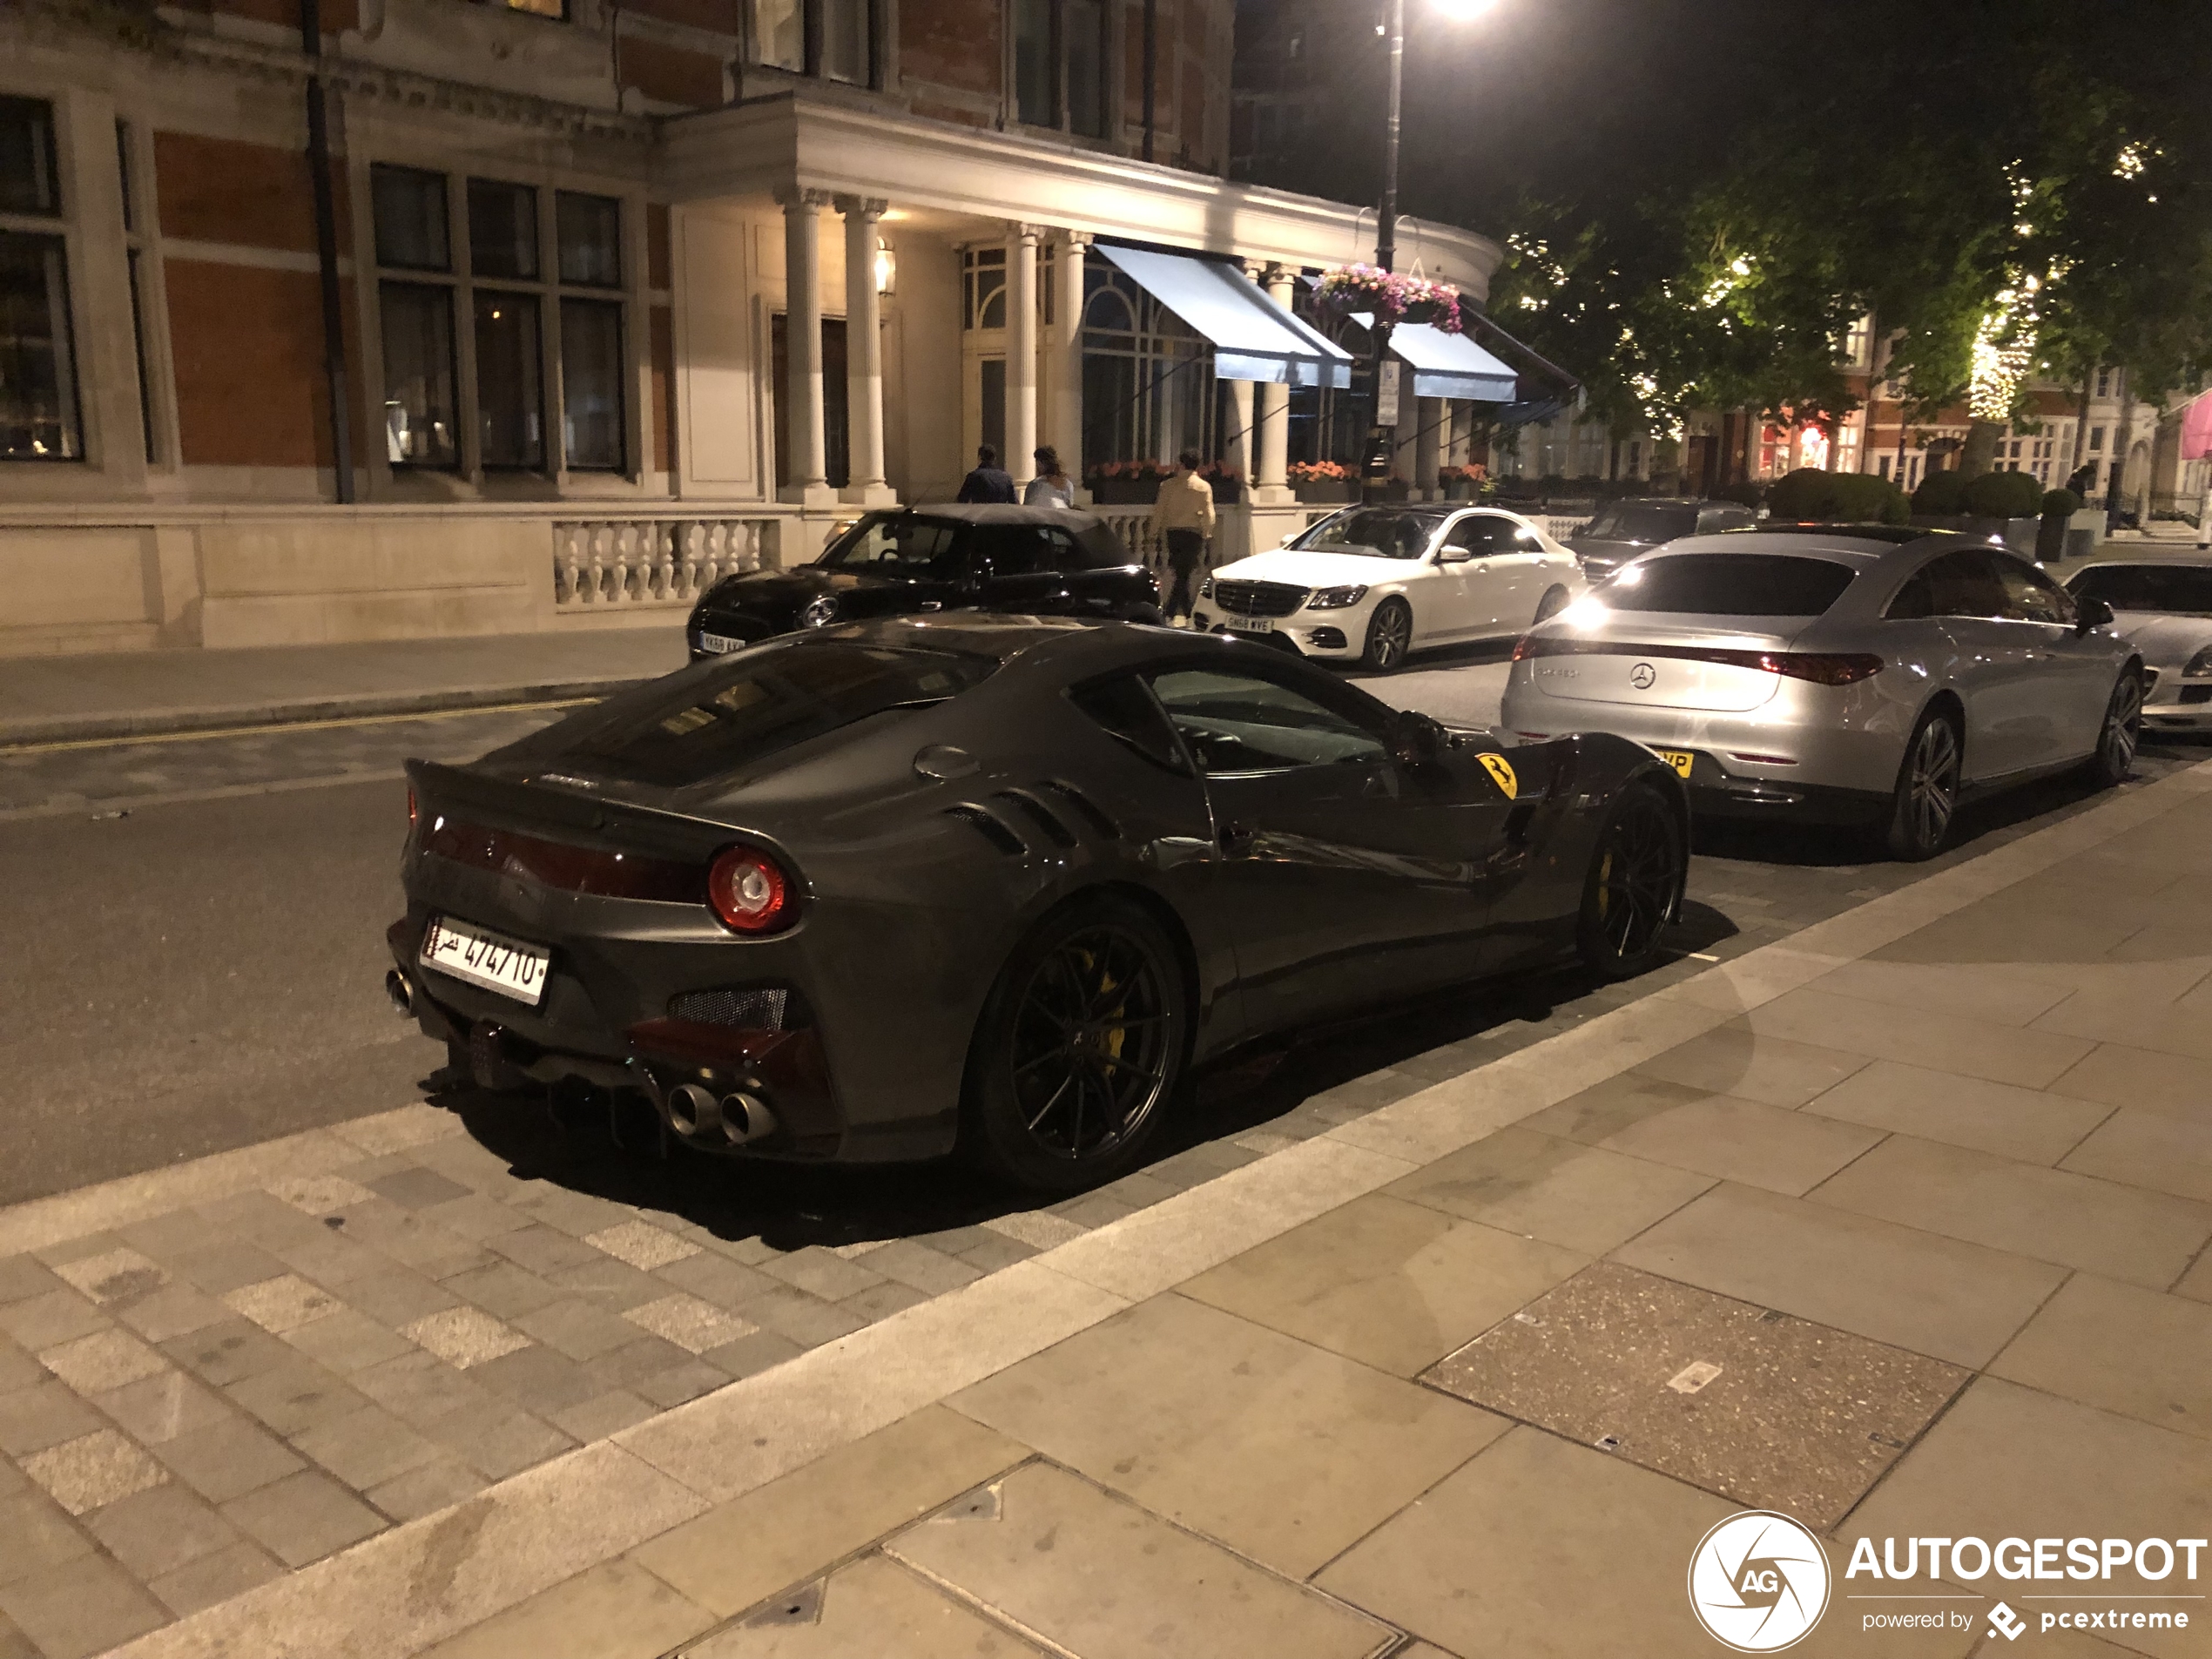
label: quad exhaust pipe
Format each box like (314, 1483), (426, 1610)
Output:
(662, 1082), (778, 1150)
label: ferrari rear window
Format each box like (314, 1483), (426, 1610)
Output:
(1599, 553), (1858, 617)
(566, 638), (1000, 786)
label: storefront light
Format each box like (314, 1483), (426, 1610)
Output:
(874, 239), (897, 297)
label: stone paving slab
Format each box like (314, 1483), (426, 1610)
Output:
(3, 756), (2207, 1658)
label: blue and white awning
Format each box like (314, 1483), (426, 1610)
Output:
(1093, 245), (1353, 388)
(1386, 322), (1519, 403)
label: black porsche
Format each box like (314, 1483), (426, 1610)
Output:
(388, 617), (1689, 1191)
(685, 504), (1162, 660)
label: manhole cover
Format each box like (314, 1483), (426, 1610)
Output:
(1421, 1262), (1966, 1527)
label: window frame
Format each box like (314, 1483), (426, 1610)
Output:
(748, 0), (879, 88)
(1007, 0), (1116, 141)
(360, 158), (648, 494)
(0, 94), (84, 468)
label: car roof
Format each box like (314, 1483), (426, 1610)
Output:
(900, 503), (1112, 529)
(1635, 525), (1983, 571)
(2068, 553), (2212, 571)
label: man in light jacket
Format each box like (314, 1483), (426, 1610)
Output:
(1147, 448), (1217, 620)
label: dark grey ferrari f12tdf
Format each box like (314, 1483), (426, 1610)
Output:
(388, 617), (1688, 1190)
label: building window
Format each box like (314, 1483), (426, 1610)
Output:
(2089, 425), (2105, 453)
(373, 165), (631, 476)
(0, 97), (82, 462)
(752, 0), (872, 84)
(1080, 263), (1224, 467)
(2094, 367), (2112, 399)
(962, 247), (1007, 330)
(1011, 0), (1111, 138)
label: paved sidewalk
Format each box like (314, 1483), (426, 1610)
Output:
(1, 761), (2207, 1659)
(0, 630), (688, 747)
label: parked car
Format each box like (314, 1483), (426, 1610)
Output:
(2063, 556), (2212, 736)
(1193, 504), (1581, 672)
(1567, 498), (1759, 583)
(1499, 526), (2143, 860)
(685, 506), (1159, 660)
(389, 617), (1687, 1190)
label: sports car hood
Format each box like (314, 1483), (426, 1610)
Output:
(2111, 610), (2212, 668)
(1210, 548), (1421, 587)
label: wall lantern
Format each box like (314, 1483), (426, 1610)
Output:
(873, 238), (897, 297)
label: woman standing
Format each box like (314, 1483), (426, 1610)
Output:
(1023, 446), (1076, 509)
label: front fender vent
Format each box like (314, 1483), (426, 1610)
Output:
(945, 804), (1026, 856)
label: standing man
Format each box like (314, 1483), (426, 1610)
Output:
(956, 445), (1017, 503)
(1148, 448), (1217, 620)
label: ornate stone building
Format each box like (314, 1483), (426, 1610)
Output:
(0, 0), (1500, 654)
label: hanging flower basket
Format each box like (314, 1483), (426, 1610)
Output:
(1315, 265), (1466, 334)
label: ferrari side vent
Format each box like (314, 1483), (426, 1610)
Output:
(1039, 779), (1120, 841)
(994, 789), (1078, 849)
(668, 985), (812, 1030)
(945, 804), (1027, 856)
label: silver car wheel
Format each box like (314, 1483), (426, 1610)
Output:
(1362, 599), (1413, 672)
(2101, 674), (2142, 778)
(1906, 718), (1960, 848)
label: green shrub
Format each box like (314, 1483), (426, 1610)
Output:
(1912, 469), (1969, 515)
(1711, 480), (1764, 508)
(2040, 487), (2082, 517)
(1764, 467), (1908, 524)
(1962, 469), (2045, 518)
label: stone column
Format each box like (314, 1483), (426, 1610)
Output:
(837, 194), (895, 506)
(1447, 401), (1470, 470)
(1252, 263), (1294, 504)
(1415, 396), (1444, 498)
(1006, 223), (1042, 489)
(1050, 230), (1089, 493)
(777, 188), (834, 505)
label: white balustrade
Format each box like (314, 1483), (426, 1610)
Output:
(551, 517), (777, 610)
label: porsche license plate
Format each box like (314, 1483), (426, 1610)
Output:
(696, 631), (745, 655)
(1224, 615), (1274, 635)
(1656, 749), (1697, 779)
(419, 916), (551, 1007)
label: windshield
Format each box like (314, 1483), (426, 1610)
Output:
(565, 637), (1001, 786)
(1599, 553), (1858, 617)
(1287, 509), (1446, 561)
(819, 514), (963, 570)
(1580, 504), (1697, 544)
(2069, 563), (2212, 616)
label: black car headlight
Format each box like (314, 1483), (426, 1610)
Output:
(799, 595), (840, 629)
(1305, 585), (1369, 610)
(1198, 577), (1214, 599)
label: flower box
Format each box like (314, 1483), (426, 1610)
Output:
(1205, 477), (1243, 504)
(1090, 476), (1162, 505)
(1294, 480), (1356, 503)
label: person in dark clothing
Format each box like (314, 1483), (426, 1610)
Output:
(956, 445), (1017, 504)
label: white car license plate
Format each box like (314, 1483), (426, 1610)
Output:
(697, 631), (745, 655)
(419, 916), (552, 1007)
(1224, 615), (1274, 635)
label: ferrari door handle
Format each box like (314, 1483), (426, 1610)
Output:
(1218, 820), (1257, 857)
(919, 601), (943, 612)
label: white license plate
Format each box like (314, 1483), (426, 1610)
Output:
(697, 631), (745, 655)
(1224, 615), (1274, 635)
(419, 915), (552, 1007)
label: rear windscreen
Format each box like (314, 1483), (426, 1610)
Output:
(1599, 553), (1858, 617)
(565, 638), (1000, 786)
(1581, 504), (1696, 543)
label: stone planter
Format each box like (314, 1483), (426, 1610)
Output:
(1292, 480), (1356, 504)
(1204, 478), (1244, 504)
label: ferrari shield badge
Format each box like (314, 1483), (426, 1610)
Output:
(1477, 753), (1518, 799)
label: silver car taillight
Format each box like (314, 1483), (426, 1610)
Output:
(1511, 637), (1884, 686)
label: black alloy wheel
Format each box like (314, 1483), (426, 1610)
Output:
(1361, 598), (1413, 672)
(1885, 706), (1963, 861)
(966, 900), (1188, 1190)
(2082, 671), (2143, 790)
(1576, 783), (1684, 979)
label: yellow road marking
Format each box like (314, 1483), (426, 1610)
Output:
(0, 697), (600, 758)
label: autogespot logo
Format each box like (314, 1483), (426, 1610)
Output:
(1689, 1511), (1832, 1652)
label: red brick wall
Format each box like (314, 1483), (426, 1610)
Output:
(155, 132), (325, 252)
(901, 0), (1001, 98)
(165, 264), (338, 469)
(617, 35), (726, 108)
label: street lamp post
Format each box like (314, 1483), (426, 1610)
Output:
(1364, 0), (1407, 498)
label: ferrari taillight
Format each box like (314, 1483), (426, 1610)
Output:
(407, 787), (418, 829)
(707, 846), (795, 934)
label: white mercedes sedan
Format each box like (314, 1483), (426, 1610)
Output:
(1192, 504), (1581, 671)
